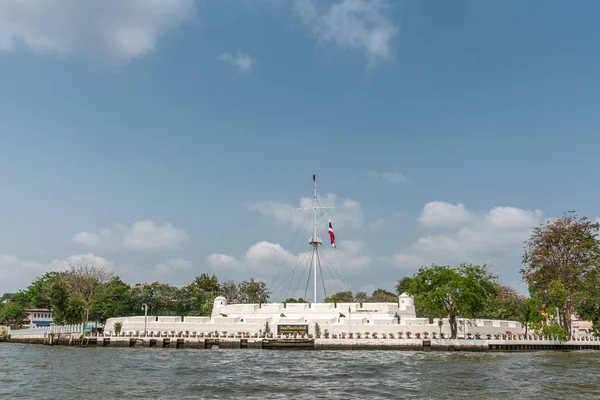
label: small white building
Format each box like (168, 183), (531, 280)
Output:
(24, 308), (54, 328)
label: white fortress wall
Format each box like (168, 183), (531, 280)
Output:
(104, 295), (522, 336)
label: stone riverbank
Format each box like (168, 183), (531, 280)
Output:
(6, 334), (600, 351)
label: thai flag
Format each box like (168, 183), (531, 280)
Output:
(328, 219), (336, 248)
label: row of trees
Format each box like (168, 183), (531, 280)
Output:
(1, 268), (271, 327)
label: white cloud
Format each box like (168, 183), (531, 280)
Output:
(46, 253), (117, 273)
(207, 239), (370, 275)
(206, 239), (368, 301)
(394, 203), (544, 273)
(153, 257), (192, 275)
(0, 0), (194, 63)
(0, 252), (116, 295)
(337, 240), (370, 271)
(0, 254), (47, 295)
(207, 241), (301, 275)
(73, 220), (190, 251)
(249, 193), (364, 231)
(595, 217), (600, 224)
(0, 251), (200, 295)
(418, 201), (473, 227)
(294, 0), (397, 67)
(217, 51), (253, 72)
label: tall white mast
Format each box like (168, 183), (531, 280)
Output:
(297, 175), (334, 303)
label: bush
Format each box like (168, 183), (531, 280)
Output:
(113, 321), (123, 336)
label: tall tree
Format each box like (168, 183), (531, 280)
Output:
(14, 272), (58, 309)
(353, 292), (368, 302)
(519, 297), (546, 335)
(521, 211), (600, 334)
(477, 284), (525, 321)
(407, 264), (498, 338)
(219, 279), (239, 302)
(284, 297), (307, 303)
(576, 264), (600, 336)
(60, 264), (113, 325)
(130, 282), (182, 316)
(395, 277), (413, 295)
(368, 288), (398, 303)
(0, 303), (27, 328)
(237, 279), (270, 304)
(181, 274), (220, 316)
(324, 291), (354, 303)
(90, 277), (136, 323)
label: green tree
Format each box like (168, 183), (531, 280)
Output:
(14, 272), (58, 309)
(368, 288), (398, 303)
(407, 263), (498, 338)
(237, 279), (270, 304)
(181, 274), (220, 316)
(353, 292), (368, 302)
(576, 264), (600, 336)
(519, 297), (545, 335)
(395, 277), (413, 295)
(48, 279), (81, 324)
(57, 264), (114, 325)
(324, 291), (354, 303)
(477, 284), (525, 321)
(0, 303), (27, 327)
(284, 297), (307, 303)
(521, 211), (600, 333)
(130, 282), (182, 316)
(90, 277), (136, 323)
(219, 279), (239, 302)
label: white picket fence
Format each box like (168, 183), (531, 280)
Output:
(10, 324), (85, 336)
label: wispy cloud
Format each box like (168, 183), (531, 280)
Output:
(0, 0), (195, 64)
(393, 203), (544, 274)
(72, 220), (190, 251)
(217, 51), (253, 72)
(293, 0), (398, 67)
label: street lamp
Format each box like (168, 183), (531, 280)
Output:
(142, 303), (148, 337)
(348, 306), (352, 335)
(438, 319), (443, 338)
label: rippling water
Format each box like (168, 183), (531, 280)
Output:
(1, 344), (600, 399)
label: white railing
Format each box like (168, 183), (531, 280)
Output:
(10, 324), (85, 336)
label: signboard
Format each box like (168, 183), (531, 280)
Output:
(277, 324), (308, 335)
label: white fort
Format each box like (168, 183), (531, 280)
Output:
(106, 176), (522, 338)
(106, 293), (522, 337)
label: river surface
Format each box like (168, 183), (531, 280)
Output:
(1, 344), (599, 399)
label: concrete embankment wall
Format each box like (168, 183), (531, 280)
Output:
(6, 335), (600, 351)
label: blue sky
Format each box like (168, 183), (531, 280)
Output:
(1, 0), (599, 300)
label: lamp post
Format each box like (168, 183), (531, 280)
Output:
(348, 306), (351, 336)
(83, 307), (90, 335)
(438, 319), (443, 338)
(142, 303), (148, 337)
